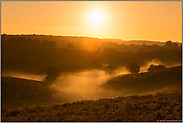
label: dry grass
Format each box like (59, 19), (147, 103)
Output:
(1, 66), (182, 121)
(1, 92), (182, 122)
(101, 66), (182, 94)
(1, 76), (67, 109)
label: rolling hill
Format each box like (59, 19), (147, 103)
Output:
(1, 92), (182, 121)
(1, 76), (67, 109)
(101, 65), (182, 95)
(1, 65), (182, 121)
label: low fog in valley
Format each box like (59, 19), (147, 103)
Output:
(1, 36), (182, 105)
(1, 1), (182, 121)
(1, 34), (182, 122)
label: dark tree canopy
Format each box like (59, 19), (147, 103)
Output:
(165, 40), (172, 47)
(137, 48), (145, 53)
(46, 65), (60, 76)
(103, 47), (117, 54)
(42, 40), (56, 48)
(44, 65), (60, 85)
(147, 64), (166, 72)
(104, 64), (117, 74)
(164, 40), (179, 49)
(126, 62), (140, 74)
(67, 43), (75, 48)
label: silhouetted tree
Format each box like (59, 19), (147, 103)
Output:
(44, 65), (60, 85)
(103, 47), (117, 54)
(172, 42), (178, 48)
(42, 40), (56, 48)
(32, 39), (41, 46)
(137, 48), (144, 53)
(159, 47), (167, 51)
(126, 62), (140, 74)
(147, 64), (166, 72)
(42, 40), (49, 47)
(165, 41), (172, 47)
(142, 44), (146, 47)
(130, 44), (135, 47)
(104, 64), (117, 74)
(164, 40), (180, 50)
(152, 44), (159, 47)
(1, 34), (6, 42)
(46, 65), (59, 76)
(67, 43), (75, 48)
(49, 41), (56, 47)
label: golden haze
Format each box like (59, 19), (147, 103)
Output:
(1, 1), (182, 42)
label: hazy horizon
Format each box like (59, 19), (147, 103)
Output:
(1, 33), (182, 43)
(1, 1), (182, 42)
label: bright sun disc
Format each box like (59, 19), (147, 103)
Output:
(88, 9), (105, 25)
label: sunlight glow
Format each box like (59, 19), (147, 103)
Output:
(1, 1), (182, 42)
(88, 9), (105, 25)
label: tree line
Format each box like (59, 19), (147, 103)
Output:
(126, 62), (167, 74)
(1, 34), (181, 52)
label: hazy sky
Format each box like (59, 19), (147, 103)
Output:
(1, 1), (182, 42)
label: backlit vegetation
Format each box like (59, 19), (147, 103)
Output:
(101, 65), (181, 94)
(1, 92), (182, 122)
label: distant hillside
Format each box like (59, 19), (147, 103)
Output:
(101, 65), (182, 94)
(2, 34), (181, 75)
(1, 34), (168, 44)
(1, 76), (67, 109)
(2, 34), (181, 52)
(1, 92), (182, 122)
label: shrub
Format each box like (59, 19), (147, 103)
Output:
(126, 62), (140, 74)
(147, 64), (166, 72)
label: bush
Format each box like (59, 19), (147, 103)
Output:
(126, 62), (140, 74)
(44, 65), (60, 84)
(104, 64), (117, 74)
(147, 64), (166, 72)
(67, 43), (75, 48)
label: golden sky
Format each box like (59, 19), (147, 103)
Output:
(1, 1), (182, 42)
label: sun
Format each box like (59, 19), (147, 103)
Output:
(88, 9), (105, 25)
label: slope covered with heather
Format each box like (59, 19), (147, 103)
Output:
(1, 65), (182, 121)
(101, 65), (182, 95)
(1, 92), (182, 122)
(1, 76), (68, 109)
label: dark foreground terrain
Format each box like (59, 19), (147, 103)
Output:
(1, 65), (182, 121)
(1, 76), (67, 109)
(1, 92), (182, 122)
(101, 65), (182, 94)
